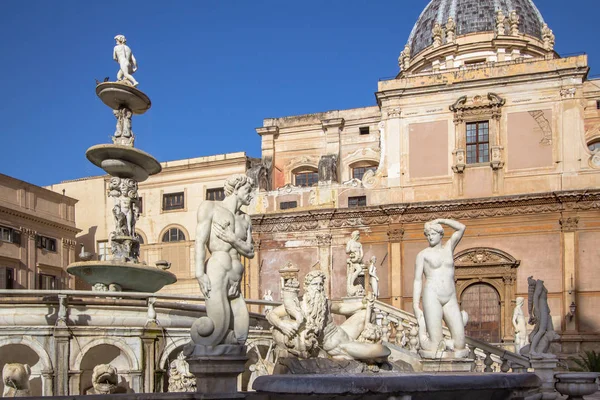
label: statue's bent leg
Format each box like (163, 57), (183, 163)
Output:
(336, 342), (391, 363)
(230, 295), (249, 344)
(340, 310), (367, 340)
(443, 297), (466, 350)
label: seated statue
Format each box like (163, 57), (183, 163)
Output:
(2, 363), (31, 397)
(267, 270), (390, 364)
(86, 364), (118, 395)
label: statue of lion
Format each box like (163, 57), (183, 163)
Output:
(86, 364), (118, 395)
(2, 363), (31, 397)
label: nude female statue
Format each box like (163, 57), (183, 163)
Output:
(192, 175), (255, 347)
(512, 297), (528, 354)
(413, 218), (469, 358)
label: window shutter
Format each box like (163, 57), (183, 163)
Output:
(36, 235), (41, 248)
(12, 230), (21, 245)
(0, 267), (6, 289)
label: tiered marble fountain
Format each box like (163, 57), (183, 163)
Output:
(68, 34), (176, 292)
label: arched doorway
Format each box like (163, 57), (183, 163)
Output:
(461, 283), (501, 343)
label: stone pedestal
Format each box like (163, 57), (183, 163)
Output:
(185, 344), (248, 394)
(421, 357), (474, 372)
(530, 358), (559, 400)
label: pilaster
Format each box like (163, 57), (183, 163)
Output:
(387, 228), (404, 309)
(560, 216), (579, 332)
(316, 234), (333, 296)
(321, 118), (344, 157)
(382, 107), (402, 187)
(54, 327), (71, 395)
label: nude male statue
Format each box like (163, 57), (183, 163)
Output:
(413, 218), (468, 358)
(113, 34), (139, 87)
(192, 174), (255, 346)
(267, 270), (390, 363)
(346, 230), (366, 296)
(512, 297), (528, 354)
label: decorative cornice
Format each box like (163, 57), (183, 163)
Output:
(256, 126), (280, 137)
(251, 190), (600, 233)
(0, 205), (80, 234)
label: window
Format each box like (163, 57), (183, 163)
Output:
(0, 226), (20, 244)
(294, 171), (318, 187)
(588, 140), (600, 153)
(352, 165), (378, 180)
(0, 268), (14, 289)
(163, 192), (185, 211)
(206, 188), (225, 201)
(38, 273), (57, 290)
(97, 240), (110, 261)
(162, 228), (186, 242)
(466, 121), (489, 164)
(280, 201), (298, 210)
(359, 126), (370, 135)
(37, 235), (57, 252)
(348, 196), (367, 208)
(137, 197), (143, 214)
(596, 100), (600, 110)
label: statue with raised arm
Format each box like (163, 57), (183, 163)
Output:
(512, 297), (528, 354)
(519, 276), (559, 358)
(346, 230), (366, 297)
(413, 219), (469, 358)
(113, 34), (139, 87)
(189, 174), (255, 348)
(267, 270), (390, 364)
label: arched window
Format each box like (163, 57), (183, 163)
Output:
(293, 168), (318, 187)
(461, 283), (501, 343)
(162, 228), (186, 243)
(137, 235), (144, 244)
(588, 139), (600, 153)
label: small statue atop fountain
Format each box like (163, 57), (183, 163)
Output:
(368, 256), (379, 298)
(267, 269), (390, 364)
(86, 364), (118, 395)
(113, 34), (138, 87)
(168, 352), (196, 393)
(413, 219), (469, 358)
(2, 363), (31, 397)
(519, 277), (559, 358)
(189, 174), (255, 348)
(512, 297), (528, 354)
(346, 230), (366, 297)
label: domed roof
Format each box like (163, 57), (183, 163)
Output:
(407, 0), (546, 57)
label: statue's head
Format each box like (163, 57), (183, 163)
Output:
(304, 270), (326, 294)
(516, 297), (524, 306)
(527, 276), (536, 286)
(112, 205), (121, 215)
(370, 255), (377, 264)
(351, 230), (360, 241)
(114, 34), (126, 44)
(424, 221), (444, 246)
(224, 174), (255, 206)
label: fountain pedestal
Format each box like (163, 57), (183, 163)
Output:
(184, 344), (248, 395)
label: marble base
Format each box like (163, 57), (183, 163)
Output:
(184, 344), (248, 394)
(530, 358), (559, 400)
(421, 357), (474, 372)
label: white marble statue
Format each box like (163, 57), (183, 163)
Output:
(509, 10), (520, 36)
(86, 364), (118, 395)
(413, 219), (469, 358)
(263, 289), (274, 314)
(112, 108), (135, 146)
(113, 34), (139, 87)
(192, 174), (255, 346)
(266, 270), (390, 363)
(512, 297), (528, 354)
(519, 276), (559, 358)
(368, 256), (379, 298)
(2, 363), (31, 397)
(168, 352), (196, 393)
(496, 10), (506, 36)
(346, 230), (366, 297)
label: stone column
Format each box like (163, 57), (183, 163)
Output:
(68, 370), (82, 395)
(41, 369), (54, 397)
(316, 234), (333, 296)
(503, 275), (517, 341)
(129, 370), (143, 393)
(560, 216), (579, 332)
(141, 331), (159, 393)
(387, 228), (404, 309)
(53, 327), (71, 395)
(383, 107), (402, 187)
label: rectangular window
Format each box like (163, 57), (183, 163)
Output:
(0, 226), (19, 244)
(37, 235), (57, 252)
(348, 196), (367, 208)
(295, 172), (319, 187)
(352, 166), (378, 181)
(280, 201), (298, 210)
(97, 240), (110, 261)
(206, 188), (225, 201)
(0, 268), (14, 289)
(163, 192), (185, 211)
(359, 126), (370, 135)
(137, 197), (143, 214)
(466, 121), (489, 164)
(38, 273), (57, 290)
(597, 100), (600, 110)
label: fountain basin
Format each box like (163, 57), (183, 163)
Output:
(86, 144), (162, 180)
(67, 261), (176, 292)
(95, 82), (151, 114)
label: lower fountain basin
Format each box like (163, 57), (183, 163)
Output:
(86, 144), (162, 181)
(67, 260), (177, 292)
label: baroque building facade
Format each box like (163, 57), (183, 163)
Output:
(246, 0), (600, 353)
(0, 173), (79, 290)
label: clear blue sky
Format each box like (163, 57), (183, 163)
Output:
(1, 0), (598, 187)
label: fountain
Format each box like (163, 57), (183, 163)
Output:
(67, 34), (176, 292)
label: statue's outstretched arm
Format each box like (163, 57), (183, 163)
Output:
(332, 300), (364, 316)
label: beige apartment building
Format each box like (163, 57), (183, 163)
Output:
(0, 173), (79, 290)
(246, 0), (600, 353)
(48, 152), (249, 294)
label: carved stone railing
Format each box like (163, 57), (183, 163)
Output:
(371, 299), (531, 372)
